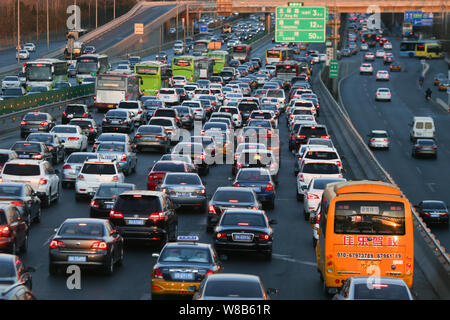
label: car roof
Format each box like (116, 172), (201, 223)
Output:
(206, 273), (261, 282)
(120, 190), (164, 197)
(6, 159), (42, 165)
(371, 130), (388, 134)
(63, 218), (107, 224)
(347, 276), (408, 285)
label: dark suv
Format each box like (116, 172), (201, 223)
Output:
(109, 191), (178, 244)
(20, 112), (56, 138)
(62, 104), (91, 124)
(294, 124), (329, 149)
(0, 205), (29, 254)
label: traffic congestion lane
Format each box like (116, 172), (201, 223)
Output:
(340, 37), (450, 250)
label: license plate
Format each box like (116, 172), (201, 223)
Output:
(177, 192), (190, 197)
(252, 187), (261, 192)
(111, 121), (120, 124)
(144, 137), (155, 141)
(431, 214), (440, 218)
(29, 128), (38, 131)
(68, 256), (86, 262)
(19, 155), (30, 158)
(233, 233), (253, 241)
(127, 219), (145, 225)
(105, 203), (114, 209)
(173, 272), (195, 280)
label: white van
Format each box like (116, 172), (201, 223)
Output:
(410, 116), (435, 141)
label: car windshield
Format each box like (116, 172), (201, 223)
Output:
(97, 143), (125, 152)
(69, 120), (91, 128)
(418, 140), (435, 146)
(0, 185), (23, 197)
(422, 202), (447, 210)
(137, 126), (163, 134)
(155, 110), (175, 117)
(334, 201), (405, 235)
(52, 127), (77, 134)
(81, 163), (116, 175)
(372, 132), (388, 138)
(159, 247), (211, 263)
(114, 195), (162, 213)
(96, 185), (133, 198)
(118, 102), (139, 109)
(66, 154), (98, 163)
(12, 143), (41, 152)
(0, 259), (16, 281)
(152, 162), (185, 172)
(213, 190), (254, 203)
(149, 119), (172, 126)
(24, 114), (47, 121)
(58, 222), (105, 237)
(313, 178), (344, 190)
(204, 280), (263, 298)
(221, 213), (266, 227)
(164, 174), (201, 185)
(106, 111), (127, 118)
(353, 283), (410, 300)
(304, 150), (338, 160)
(3, 164), (40, 176)
(302, 163), (339, 174)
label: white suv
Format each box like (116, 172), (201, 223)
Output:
(296, 160), (343, 200)
(75, 161), (125, 200)
(0, 160), (60, 207)
(116, 100), (144, 126)
(360, 63), (373, 75)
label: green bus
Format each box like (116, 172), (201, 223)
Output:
(206, 50), (229, 74)
(23, 58), (68, 90)
(134, 60), (171, 96)
(172, 56), (198, 82)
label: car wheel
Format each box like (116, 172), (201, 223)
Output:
(169, 223), (178, 242)
(10, 241), (17, 255)
(62, 182), (70, 189)
(132, 160), (137, 173)
(296, 191), (303, 201)
(54, 187), (59, 203)
(103, 253), (114, 276)
(43, 192), (51, 208)
(117, 245), (124, 267)
(303, 208), (309, 221)
(20, 234), (28, 253)
(263, 251), (272, 261)
(75, 193), (83, 202)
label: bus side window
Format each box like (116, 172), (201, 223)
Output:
(417, 45), (425, 52)
(319, 197), (328, 235)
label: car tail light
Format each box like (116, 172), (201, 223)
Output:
(40, 121), (49, 126)
(299, 174), (304, 182)
(216, 232), (227, 239)
(11, 200), (25, 207)
(49, 240), (65, 248)
(93, 95), (96, 101)
(91, 241), (108, 250)
(1, 226), (10, 238)
(77, 174), (84, 181)
(266, 183), (274, 191)
(109, 210), (123, 218)
(68, 137), (79, 140)
(112, 175), (119, 181)
(63, 164), (72, 170)
(337, 160), (341, 167)
(89, 128), (95, 133)
(149, 212), (166, 221)
(320, 136), (330, 139)
(297, 135), (306, 139)
(153, 268), (163, 279)
(39, 179), (47, 185)
(121, 153), (127, 161)
(90, 200), (100, 208)
(209, 205), (217, 214)
(103, 119), (108, 123)
(32, 154), (43, 159)
(259, 234), (270, 240)
(20, 121), (28, 125)
(307, 193), (320, 200)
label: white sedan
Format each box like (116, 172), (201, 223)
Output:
(375, 50), (386, 58)
(50, 125), (88, 152)
(375, 88), (391, 101)
(360, 63), (373, 74)
(24, 43), (36, 52)
(376, 70), (390, 81)
(383, 42), (393, 50)
(16, 49), (30, 60)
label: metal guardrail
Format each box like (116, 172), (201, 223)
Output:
(0, 84), (94, 115)
(318, 66), (450, 299)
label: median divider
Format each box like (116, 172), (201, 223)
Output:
(317, 66), (450, 299)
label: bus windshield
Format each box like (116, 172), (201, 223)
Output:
(267, 50), (280, 58)
(334, 201), (405, 235)
(26, 65), (52, 81)
(77, 60), (98, 73)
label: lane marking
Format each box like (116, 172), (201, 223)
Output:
(272, 253), (317, 267)
(426, 183), (436, 193)
(416, 167), (422, 175)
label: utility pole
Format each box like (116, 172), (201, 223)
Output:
(17, 0), (21, 64)
(113, 0), (116, 20)
(96, 0), (98, 28)
(176, 1), (179, 41)
(46, 0), (49, 50)
(36, 0), (39, 41)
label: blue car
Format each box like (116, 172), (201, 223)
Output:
(232, 168), (276, 209)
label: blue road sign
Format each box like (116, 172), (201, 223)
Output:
(199, 24), (208, 33)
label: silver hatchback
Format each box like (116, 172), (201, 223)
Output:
(368, 130), (390, 149)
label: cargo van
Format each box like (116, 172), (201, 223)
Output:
(410, 116), (435, 141)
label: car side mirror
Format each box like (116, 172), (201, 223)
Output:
(152, 253), (160, 258)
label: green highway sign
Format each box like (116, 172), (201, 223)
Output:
(275, 6), (327, 43)
(288, 2), (303, 6)
(329, 60), (338, 78)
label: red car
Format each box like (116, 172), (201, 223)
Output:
(147, 160), (190, 190)
(0, 204), (29, 254)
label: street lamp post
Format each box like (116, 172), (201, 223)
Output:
(46, 0), (49, 50)
(17, 0), (21, 64)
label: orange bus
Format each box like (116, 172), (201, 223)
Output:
(315, 180), (414, 294)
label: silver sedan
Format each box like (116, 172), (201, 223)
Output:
(95, 141), (137, 176)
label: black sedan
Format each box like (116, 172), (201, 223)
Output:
(26, 132), (65, 164)
(49, 218), (124, 275)
(20, 112), (56, 138)
(414, 200), (449, 226)
(0, 183), (41, 226)
(10, 141), (53, 163)
(214, 209), (276, 260)
(207, 187), (261, 232)
(90, 183), (136, 218)
(412, 139), (437, 159)
(101, 110), (134, 134)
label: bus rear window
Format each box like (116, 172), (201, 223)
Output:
(135, 66), (159, 75)
(267, 51), (280, 58)
(334, 201), (405, 235)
